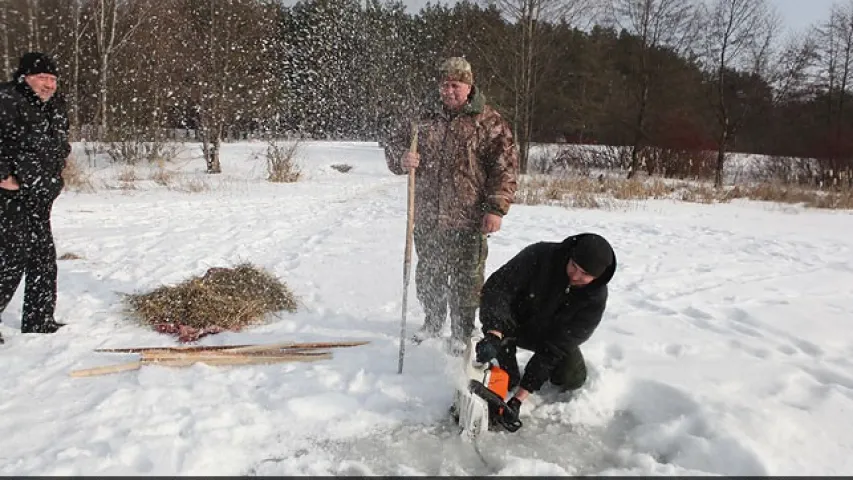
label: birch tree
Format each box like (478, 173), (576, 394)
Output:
(91, 0), (154, 138)
(608, 0), (700, 178)
(701, 0), (779, 187)
(480, 0), (597, 173)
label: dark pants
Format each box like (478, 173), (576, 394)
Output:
(414, 228), (488, 341)
(0, 191), (58, 331)
(496, 340), (588, 392)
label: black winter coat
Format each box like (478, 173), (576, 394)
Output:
(0, 80), (70, 204)
(479, 233), (617, 392)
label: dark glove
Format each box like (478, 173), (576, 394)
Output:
(498, 397), (523, 432)
(475, 332), (503, 364)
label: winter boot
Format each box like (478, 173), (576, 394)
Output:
(411, 324), (441, 344)
(445, 337), (466, 357)
(22, 318), (66, 334)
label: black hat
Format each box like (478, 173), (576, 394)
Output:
(14, 52), (59, 81)
(571, 234), (614, 278)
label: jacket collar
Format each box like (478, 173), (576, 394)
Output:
(15, 79), (48, 109)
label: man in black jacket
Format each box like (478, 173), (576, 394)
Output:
(474, 233), (616, 422)
(0, 52), (71, 344)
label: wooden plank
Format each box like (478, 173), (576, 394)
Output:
(69, 361), (142, 378)
(141, 352), (333, 366)
(139, 350), (331, 361)
(69, 351), (333, 378)
(94, 340), (370, 354)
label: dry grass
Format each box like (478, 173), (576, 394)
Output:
(517, 174), (853, 210)
(62, 157), (95, 192)
(265, 141), (302, 183)
(125, 263), (298, 342)
(58, 252), (84, 260)
(722, 183), (853, 209)
(517, 176), (671, 210)
(150, 164), (176, 186)
(117, 166), (138, 185)
(171, 177), (210, 193)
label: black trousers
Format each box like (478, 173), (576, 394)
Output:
(0, 191), (57, 331)
(496, 339), (588, 392)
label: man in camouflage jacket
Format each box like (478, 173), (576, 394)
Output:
(383, 57), (519, 352)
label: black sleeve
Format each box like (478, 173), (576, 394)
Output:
(53, 95), (72, 161)
(479, 243), (543, 335)
(519, 289), (607, 393)
(0, 91), (18, 179)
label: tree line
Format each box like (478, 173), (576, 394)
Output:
(2, 0), (852, 185)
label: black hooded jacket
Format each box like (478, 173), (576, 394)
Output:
(0, 79), (70, 203)
(479, 233), (617, 392)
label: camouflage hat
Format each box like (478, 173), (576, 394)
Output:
(439, 57), (473, 85)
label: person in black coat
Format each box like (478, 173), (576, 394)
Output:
(474, 232), (617, 421)
(0, 52), (71, 343)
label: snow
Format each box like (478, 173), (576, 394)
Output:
(2, 140), (852, 475)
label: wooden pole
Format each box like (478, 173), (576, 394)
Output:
(398, 122), (418, 374)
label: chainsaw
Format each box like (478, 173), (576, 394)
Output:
(450, 336), (523, 437)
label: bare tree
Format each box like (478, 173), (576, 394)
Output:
(68, 0), (89, 133)
(767, 31), (818, 104)
(91, 0), (154, 138)
(811, 1), (853, 184)
(180, 0), (278, 173)
(607, 0), (700, 178)
(480, 0), (597, 173)
(26, 0), (39, 51)
(701, 0), (780, 187)
(1, 0), (9, 76)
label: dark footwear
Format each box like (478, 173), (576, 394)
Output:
(0, 331), (4, 344)
(22, 319), (66, 334)
(445, 337), (466, 357)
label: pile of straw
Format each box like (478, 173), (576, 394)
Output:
(125, 263), (297, 342)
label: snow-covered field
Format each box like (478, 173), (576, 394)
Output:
(1, 141), (852, 475)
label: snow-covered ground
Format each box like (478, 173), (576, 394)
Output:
(1, 141), (852, 475)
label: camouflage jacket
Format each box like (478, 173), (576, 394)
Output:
(383, 87), (518, 232)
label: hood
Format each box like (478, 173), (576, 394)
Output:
(559, 233), (617, 290)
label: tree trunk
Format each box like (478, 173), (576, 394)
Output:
(1, 3), (8, 76)
(628, 75), (650, 179)
(28, 0), (38, 51)
(208, 129), (222, 174)
(71, 0), (82, 136)
(715, 119), (728, 188)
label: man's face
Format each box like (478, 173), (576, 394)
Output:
(439, 80), (472, 111)
(25, 73), (58, 102)
(566, 259), (596, 287)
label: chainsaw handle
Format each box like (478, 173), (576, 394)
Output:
(497, 409), (523, 432)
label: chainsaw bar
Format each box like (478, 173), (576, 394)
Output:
(468, 380), (523, 432)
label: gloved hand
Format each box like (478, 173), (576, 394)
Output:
(475, 332), (503, 364)
(498, 397), (523, 432)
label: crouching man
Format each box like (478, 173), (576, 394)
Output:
(474, 233), (617, 423)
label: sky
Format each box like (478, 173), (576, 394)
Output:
(772, 0), (838, 35)
(394, 0), (840, 36)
